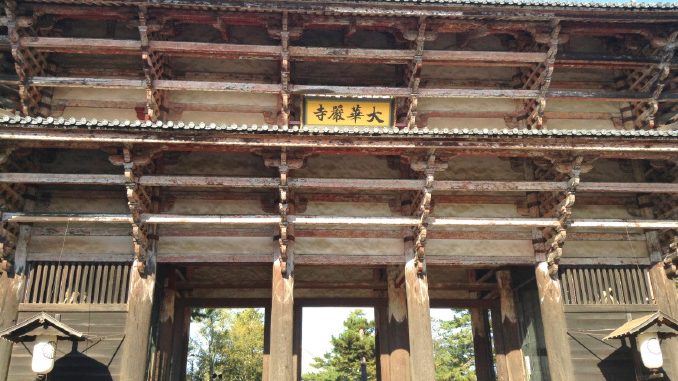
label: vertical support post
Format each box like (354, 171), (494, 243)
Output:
(535, 262), (574, 381)
(387, 266), (410, 381)
(404, 256), (435, 381)
(263, 306), (271, 381)
(470, 308), (494, 381)
(120, 258), (157, 381)
(268, 257), (295, 381)
(0, 223), (31, 381)
(169, 303), (190, 381)
(375, 302), (391, 381)
(293, 305), (302, 381)
(491, 306), (510, 381)
(150, 272), (177, 381)
(496, 270), (527, 381)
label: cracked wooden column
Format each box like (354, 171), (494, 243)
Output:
(632, 160), (678, 376)
(0, 149), (34, 381)
(116, 147), (161, 381)
(526, 156), (585, 381)
(403, 153), (443, 381)
(267, 149), (301, 381)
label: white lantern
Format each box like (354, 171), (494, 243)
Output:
(31, 335), (57, 374)
(637, 332), (663, 370)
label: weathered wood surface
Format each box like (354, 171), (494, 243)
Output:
(490, 306), (510, 381)
(5, 212), (678, 230)
(1, 129), (677, 162)
(535, 262), (575, 381)
(495, 270), (526, 381)
(648, 263), (678, 379)
(404, 259), (435, 381)
(564, 306), (659, 381)
(268, 258), (295, 381)
(3, 172), (678, 194)
(470, 308), (494, 381)
(119, 259), (156, 381)
(7, 310), (126, 381)
(386, 266), (410, 381)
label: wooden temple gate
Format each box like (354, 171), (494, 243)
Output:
(0, 0), (677, 380)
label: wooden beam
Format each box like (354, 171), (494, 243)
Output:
(404, 257), (435, 381)
(490, 306), (510, 381)
(5, 212), (678, 230)
(22, 75), (662, 101)
(4, 172), (678, 194)
(535, 262), (574, 381)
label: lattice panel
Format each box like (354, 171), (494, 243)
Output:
(560, 266), (653, 305)
(24, 262), (131, 304)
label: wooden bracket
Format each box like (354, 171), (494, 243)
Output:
(113, 146), (161, 274)
(518, 19), (560, 130)
(621, 31), (677, 130)
(0, 150), (32, 273)
(542, 156), (583, 277)
(402, 17), (427, 129)
(138, 6), (170, 121)
(411, 152), (444, 274)
(5, 1), (53, 116)
(279, 11), (291, 126)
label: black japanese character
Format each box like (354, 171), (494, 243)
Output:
(314, 104), (328, 121)
(330, 105), (345, 122)
(349, 105), (363, 123)
(367, 106), (384, 123)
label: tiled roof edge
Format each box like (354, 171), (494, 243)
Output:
(361, 0), (678, 9)
(2, 115), (677, 138)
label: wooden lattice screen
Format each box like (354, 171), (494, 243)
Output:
(24, 262), (131, 304)
(559, 266), (653, 305)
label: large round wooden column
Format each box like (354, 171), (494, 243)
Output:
(535, 262), (574, 381)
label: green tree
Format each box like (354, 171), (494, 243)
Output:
(188, 308), (265, 381)
(433, 309), (477, 381)
(303, 310), (376, 381)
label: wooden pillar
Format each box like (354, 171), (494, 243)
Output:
(0, 223), (31, 381)
(535, 262), (574, 381)
(268, 258), (295, 381)
(495, 270), (526, 381)
(404, 258), (435, 381)
(263, 306), (271, 381)
(120, 259), (157, 381)
(386, 266), (410, 381)
(293, 305), (302, 381)
(169, 302), (190, 381)
(491, 306), (510, 381)
(150, 273), (177, 381)
(375, 303), (391, 381)
(470, 308), (494, 381)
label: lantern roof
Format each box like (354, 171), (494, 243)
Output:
(0, 312), (86, 343)
(604, 311), (678, 340)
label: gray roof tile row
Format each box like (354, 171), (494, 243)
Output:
(2, 115), (677, 138)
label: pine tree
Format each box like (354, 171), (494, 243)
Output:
(432, 310), (477, 381)
(303, 310), (376, 381)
